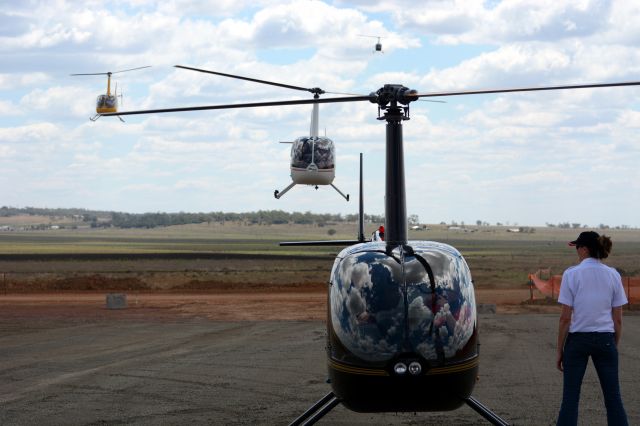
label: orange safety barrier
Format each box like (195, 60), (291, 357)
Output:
(528, 270), (640, 304)
(528, 270), (562, 298)
(624, 277), (640, 304)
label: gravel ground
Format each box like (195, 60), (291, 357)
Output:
(0, 302), (638, 425)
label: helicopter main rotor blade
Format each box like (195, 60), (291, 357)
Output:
(70, 72), (110, 76)
(416, 81), (640, 98)
(175, 65), (324, 95)
(100, 95), (374, 117)
(70, 66), (151, 77)
(112, 66), (152, 74)
(99, 79), (640, 118)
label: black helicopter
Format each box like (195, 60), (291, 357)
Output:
(100, 68), (640, 425)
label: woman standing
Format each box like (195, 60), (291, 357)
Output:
(556, 231), (628, 425)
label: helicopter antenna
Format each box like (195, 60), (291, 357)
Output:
(358, 153), (364, 243)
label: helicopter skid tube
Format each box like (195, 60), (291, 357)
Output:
(329, 183), (349, 201)
(288, 392), (341, 426)
(328, 358), (478, 413)
(464, 395), (510, 426)
(274, 182), (296, 199)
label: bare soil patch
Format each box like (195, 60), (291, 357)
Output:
(0, 286), (552, 324)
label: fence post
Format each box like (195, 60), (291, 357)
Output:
(529, 278), (534, 302)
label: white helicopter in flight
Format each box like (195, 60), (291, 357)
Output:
(174, 65), (350, 201)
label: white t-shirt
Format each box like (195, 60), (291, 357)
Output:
(558, 258), (628, 333)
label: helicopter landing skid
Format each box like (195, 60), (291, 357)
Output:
(464, 396), (510, 426)
(330, 183), (349, 201)
(90, 114), (124, 122)
(274, 183), (349, 201)
(288, 392), (341, 426)
(274, 182), (296, 199)
(289, 393), (509, 426)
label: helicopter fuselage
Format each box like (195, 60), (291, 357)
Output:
(327, 240), (478, 412)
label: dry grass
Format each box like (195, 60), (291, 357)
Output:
(0, 222), (638, 293)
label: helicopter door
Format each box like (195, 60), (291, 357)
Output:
(290, 136), (335, 185)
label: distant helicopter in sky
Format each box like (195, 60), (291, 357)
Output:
(358, 34), (383, 53)
(100, 67), (640, 425)
(174, 65), (350, 201)
(70, 66), (150, 121)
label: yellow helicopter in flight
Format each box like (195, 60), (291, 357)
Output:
(70, 66), (151, 121)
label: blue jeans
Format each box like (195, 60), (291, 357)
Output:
(557, 332), (628, 426)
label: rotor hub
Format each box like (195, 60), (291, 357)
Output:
(369, 84), (418, 107)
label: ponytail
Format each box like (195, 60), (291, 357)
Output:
(597, 235), (612, 259)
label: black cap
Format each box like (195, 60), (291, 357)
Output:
(569, 231), (599, 247)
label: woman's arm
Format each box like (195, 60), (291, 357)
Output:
(612, 306), (623, 346)
(557, 304), (572, 371)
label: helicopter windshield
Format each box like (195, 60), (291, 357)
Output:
(291, 137), (335, 170)
(96, 94), (117, 109)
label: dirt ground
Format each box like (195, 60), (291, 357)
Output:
(0, 287), (548, 322)
(1, 289), (638, 425)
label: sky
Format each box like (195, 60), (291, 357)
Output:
(1, 0), (639, 228)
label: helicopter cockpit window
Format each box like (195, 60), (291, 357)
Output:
(96, 95), (116, 108)
(314, 138), (335, 169)
(291, 137), (335, 170)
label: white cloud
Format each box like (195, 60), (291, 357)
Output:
(20, 85), (95, 118)
(359, 0), (613, 45)
(0, 100), (22, 116)
(0, 72), (50, 90)
(0, 122), (61, 143)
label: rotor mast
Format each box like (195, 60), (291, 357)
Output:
(310, 94), (320, 138)
(106, 72), (112, 96)
(370, 85), (418, 247)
